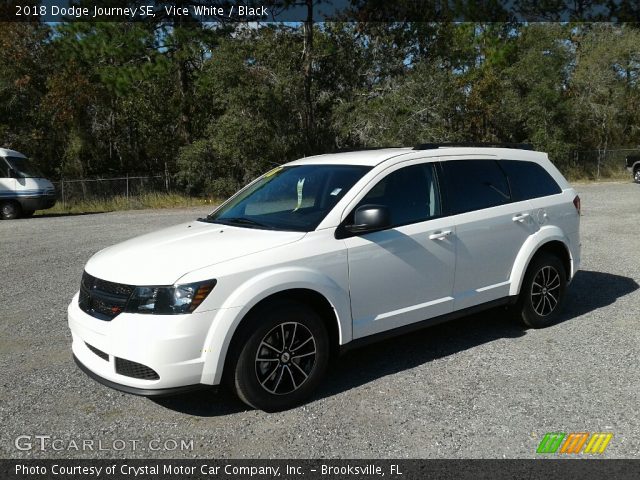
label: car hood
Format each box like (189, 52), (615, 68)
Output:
(85, 221), (306, 285)
(16, 177), (55, 192)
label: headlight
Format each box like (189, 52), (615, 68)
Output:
(125, 280), (216, 315)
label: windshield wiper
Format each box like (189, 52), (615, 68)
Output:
(207, 217), (272, 229)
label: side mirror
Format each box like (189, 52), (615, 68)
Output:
(8, 168), (18, 179)
(346, 205), (391, 233)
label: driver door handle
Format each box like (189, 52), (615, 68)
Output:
(512, 213), (530, 223)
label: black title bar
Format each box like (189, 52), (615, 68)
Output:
(2, 1), (640, 23)
(3, 459), (640, 480)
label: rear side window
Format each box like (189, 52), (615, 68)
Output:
(499, 160), (561, 201)
(441, 160), (510, 214)
(0, 159), (7, 178)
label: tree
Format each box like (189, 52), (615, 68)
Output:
(569, 24), (640, 176)
(0, 22), (55, 171)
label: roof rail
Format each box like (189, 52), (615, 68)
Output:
(413, 142), (534, 151)
(331, 146), (403, 153)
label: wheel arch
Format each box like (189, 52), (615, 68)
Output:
(509, 229), (573, 297)
(199, 269), (351, 386)
(221, 288), (341, 382)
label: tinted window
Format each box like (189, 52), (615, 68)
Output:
(499, 160), (561, 201)
(0, 159), (8, 178)
(441, 160), (511, 214)
(354, 163), (442, 227)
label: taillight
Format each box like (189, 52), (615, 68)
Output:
(573, 195), (581, 215)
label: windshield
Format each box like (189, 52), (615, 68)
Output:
(5, 156), (45, 178)
(202, 164), (372, 232)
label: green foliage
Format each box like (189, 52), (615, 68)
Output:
(1, 20), (639, 190)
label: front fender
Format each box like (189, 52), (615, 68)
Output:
(509, 225), (573, 297)
(200, 267), (351, 385)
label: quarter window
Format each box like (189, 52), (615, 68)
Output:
(354, 163), (442, 228)
(441, 160), (511, 214)
(499, 160), (561, 201)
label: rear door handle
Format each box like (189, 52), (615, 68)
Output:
(512, 213), (530, 223)
(429, 230), (452, 240)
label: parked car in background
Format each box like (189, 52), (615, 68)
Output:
(626, 154), (640, 183)
(69, 143), (581, 411)
(0, 148), (56, 219)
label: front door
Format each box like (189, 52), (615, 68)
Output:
(0, 159), (16, 202)
(344, 162), (456, 339)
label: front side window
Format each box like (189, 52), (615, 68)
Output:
(351, 162), (442, 228)
(5, 156), (44, 178)
(441, 160), (511, 214)
(203, 164), (371, 232)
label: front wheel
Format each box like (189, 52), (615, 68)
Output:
(515, 252), (567, 328)
(634, 168), (640, 184)
(231, 303), (330, 411)
(0, 201), (20, 220)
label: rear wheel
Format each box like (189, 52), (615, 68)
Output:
(634, 168), (640, 183)
(230, 302), (330, 411)
(0, 201), (20, 220)
(515, 252), (567, 328)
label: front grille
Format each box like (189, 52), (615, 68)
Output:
(115, 357), (160, 380)
(79, 272), (134, 320)
(85, 342), (109, 361)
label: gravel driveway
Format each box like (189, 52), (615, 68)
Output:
(1, 182), (639, 459)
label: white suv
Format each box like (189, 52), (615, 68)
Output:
(68, 144), (581, 411)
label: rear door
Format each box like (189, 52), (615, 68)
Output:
(440, 158), (538, 310)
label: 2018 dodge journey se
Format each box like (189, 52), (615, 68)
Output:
(68, 144), (581, 411)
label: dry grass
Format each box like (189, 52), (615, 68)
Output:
(36, 192), (222, 215)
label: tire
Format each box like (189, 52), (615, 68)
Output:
(230, 302), (330, 411)
(0, 201), (21, 220)
(634, 168), (640, 184)
(515, 252), (567, 328)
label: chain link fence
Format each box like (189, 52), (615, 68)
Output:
(51, 174), (173, 206)
(565, 148), (639, 180)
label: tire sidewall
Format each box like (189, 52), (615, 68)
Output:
(232, 303), (330, 411)
(519, 253), (567, 328)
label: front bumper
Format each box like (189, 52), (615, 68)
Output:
(68, 292), (219, 393)
(18, 194), (56, 211)
(73, 354), (211, 397)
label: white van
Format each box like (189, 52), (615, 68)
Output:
(0, 148), (56, 219)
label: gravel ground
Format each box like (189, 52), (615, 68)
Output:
(1, 182), (639, 459)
